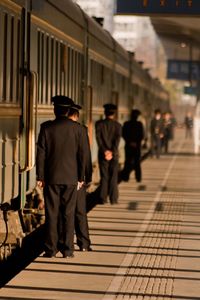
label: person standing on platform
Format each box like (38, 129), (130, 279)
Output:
(184, 111), (193, 138)
(67, 105), (92, 251)
(163, 112), (173, 154)
(121, 109), (144, 183)
(95, 104), (122, 204)
(36, 95), (86, 258)
(150, 109), (164, 159)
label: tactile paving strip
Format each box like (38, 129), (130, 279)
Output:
(114, 193), (185, 300)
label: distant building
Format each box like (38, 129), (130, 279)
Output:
(113, 15), (166, 79)
(73, 0), (166, 80)
(73, 0), (115, 34)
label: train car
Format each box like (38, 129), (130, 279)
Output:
(0, 0), (169, 260)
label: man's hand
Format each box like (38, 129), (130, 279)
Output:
(38, 199), (45, 210)
(77, 181), (84, 190)
(37, 180), (45, 188)
(104, 150), (113, 161)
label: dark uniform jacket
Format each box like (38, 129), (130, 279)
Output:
(122, 120), (144, 147)
(82, 125), (92, 183)
(36, 117), (85, 185)
(95, 118), (122, 160)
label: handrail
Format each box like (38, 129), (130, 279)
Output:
(20, 72), (37, 172)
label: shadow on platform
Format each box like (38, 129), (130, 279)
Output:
(0, 187), (101, 288)
(0, 225), (45, 288)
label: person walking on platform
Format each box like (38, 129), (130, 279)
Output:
(150, 109), (164, 159)
(66, 105), (92, 251)
(95, 104), (122, 204)
(121, 109), (144, 183)
(36, 95), (86, 258)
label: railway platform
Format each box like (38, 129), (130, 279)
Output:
(1, 129), (200, 300)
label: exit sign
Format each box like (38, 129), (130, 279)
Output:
(116, 0), (200, 15)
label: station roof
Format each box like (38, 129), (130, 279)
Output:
(151, 16), (200, 60)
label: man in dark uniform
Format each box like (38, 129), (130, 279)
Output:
(95, 103), (122, 204)
(67, 105), (92, 251)
(36, 95), (86, 258)
(121, 109), (144, 183)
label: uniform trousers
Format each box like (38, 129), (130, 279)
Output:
(75, 186), (91, 249)
(122, 145), (142, 182)
(99, 157), (119, 204)
(44, 184), (77, 256)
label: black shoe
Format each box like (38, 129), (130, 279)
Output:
(137, 185), (146, 191)
(79, 247), (93, 252)
(110, 201), (118, 205)
(62, 252), (74, 258)
(42, 252), (55, 258)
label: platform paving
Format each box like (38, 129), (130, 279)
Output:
(1, 129), (200, 300)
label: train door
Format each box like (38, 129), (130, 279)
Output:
(19, 6), (36, 208)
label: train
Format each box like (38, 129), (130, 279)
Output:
(0, 0), (169, 259)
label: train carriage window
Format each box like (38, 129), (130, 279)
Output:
(55, 41), (58, 95)
(122, 75), (125, 92)
(50, 37), (56, 98)
(72, 50), (78, 101)
(37, 31), (41, 103)
(42, 32), (47, 104)
(94, 61), (97, 92)
(78, 52), (83, 104)
(55, 40), (61, 96)
(76, 51), (80, 102)
(72, 49), (76, 100)
(76, 52), (80, 102)
(65, 46), (69, 95)
(45, 35), (50, 104)
(0, 11), (2, 100)
(9, 16), (14, 101)
(67, 47), (72, 98)
(37, 31), (70, 103)
(92, 61), (97, 105)
(74, 50), (78, 101)
(101, 65), (104, 85)
(37, 31), (45, 104)
(39, 32), (44, 104)
(69, 48), (73, 99)
(96, 62), (100, 88)
(93, 60), (96, 88)
(72, 49), (75, 100)
(60, 43), (66, 96)
(99, 63), (102, 87)
(90, 60), (94, 102)
(90, 59), (93, 86)
(2, 13), (8, 101)
(97, 63), (101, 106)
(76, 51), (81, 102)
(71, 49), (74, 99)
(16, 19), (20, 103)
(98, 64), (102, 106)
(74, 51), (79, 102)
(95, 62), (98, 90)
(0, 12), (19, 103)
